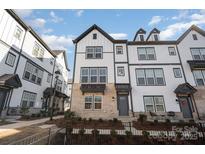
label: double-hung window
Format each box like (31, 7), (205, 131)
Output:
(168, 47), (176, 56)
(84, 95), (102, 110)
(137, 47), (156, 60)
(86, 46), (103, 59)
(32, 42), (44, 61)
(191, 48), (205, 60)
(144, 96), (165, 112)
(14, 26), (22, 40)
(56, 80), (62, 92)
(136, 68), (165, 86)
(23, 62), (44, 85)
(5, 52), (16, 67)
(173, 68), (182, 78)
(116, 46), (123, 54)
(21, 91), (37, 108)
(193, 70), (205, 86)
(81, 67), (107, 83)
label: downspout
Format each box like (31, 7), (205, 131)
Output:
(6, 28), (28, 115)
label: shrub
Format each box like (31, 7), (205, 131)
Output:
(92, 129), (100, 135)
(154, 119), (158, 124)
(20, 107), (29, 117)
(179, 120), (185, 124)
(66, 127), (73, 134)
(113, 118), (118, 123)
(89, 118), (93, 122)
(36, 113), (41, 117)
(64, 110), (75, 119)
(176, 131), (182, 139)
(125, 131), (132, 137)
(189, 119), (195, 124)
(82, 118), (87, 123)
(79, 129), (85, 135)
(110, 129), (117, 136)
(165, 119), (171, 124)
(98, 118), (103, 122)
(142, 131), (150, 138)
(76, 117), (82, 121)
(31, 114), (36, 118)
(108, 119), (113, 123)
(138, 114), (147, 124)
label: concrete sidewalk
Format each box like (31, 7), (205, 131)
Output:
(0, 115), (63, 130)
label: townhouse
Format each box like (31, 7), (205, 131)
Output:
(71, 24), (205, 120)
(0, 9), (69, 117)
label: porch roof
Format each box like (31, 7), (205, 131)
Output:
(0, 74), (22, 89)
(174, 82), (197, 95)
(187, 60), (205, 69)
(43, 87), (69, 98)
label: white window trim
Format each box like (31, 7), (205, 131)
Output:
(144, 96), (165, 112)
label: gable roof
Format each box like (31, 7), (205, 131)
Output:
(177, 25), (205, 43)
(146, 28), (160, 41)
(52, 50), (70, 71)
(133, 28), (146, 41)
(174, 82), (197, 95)
(73, 24), (127, 44)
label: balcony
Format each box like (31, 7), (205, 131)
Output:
(80, 84), (106, 94)
(187, 60), (205, 69)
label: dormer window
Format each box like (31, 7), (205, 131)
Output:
(192, 34), (198, 40)
(154, 34), (158, 41)
(93, 33), (97, 39)
(139, 35), (144, 41)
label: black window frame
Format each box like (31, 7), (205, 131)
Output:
(192, 34), (198, 40)
(116, 46), (123, 54)
(168, 47), (176, 56)
(5, 52), (16, 67)
(117, 66), (125, 76)
(20, 90), (37, 108)
(173, 68), (182, 78)
(137, 47), (156, 60)
(85, 46), (103, 59)
(93, 33), (97, 39)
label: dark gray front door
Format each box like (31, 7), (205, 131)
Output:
(118, 95), (129, 116)
(0, 89), (8, 114)
(179, 97), (193, 118)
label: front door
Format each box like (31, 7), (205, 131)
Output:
(118, 95), (129, 116)
(0, 89), (8, 114)
(179, 97), (193, 118)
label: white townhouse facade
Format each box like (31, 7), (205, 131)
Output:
(0, 9), (69, 117)
(71, 24), (205, 120)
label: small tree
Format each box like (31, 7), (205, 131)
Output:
(138, 114), (147, 124)
(20, 107), (29, 118)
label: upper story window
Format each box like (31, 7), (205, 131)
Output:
(80, 67), (107, 83)
(137, 47), (156, 60)
(47, 73), (52, 83)
(191, 48), (205, 60)
(117, 67), (125, 76)
(86, 46), (103, 59)
(136, 68), (165, 86)
(14, 26), (23, 40)
(173, 68), (182, 78)
(193, 70), (205, 86)
(144, 96), (165, 112)
(168, 47), (176, 56)
(139, 35), (144, 41)
(23, 61), (44, 85)
(116, 46), (123, 54)
(32, 42), (44, 61)
(192, 34), (198, 40)
(154, 34), (159, 41)
(56, 80), (62, 92)
(93, 33), (97, 39)
(21, 91), (36, 108)
(5, 52), (16, 67)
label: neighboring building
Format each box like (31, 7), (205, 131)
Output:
(0, 9), (69, 117)
(64, 78), (73, 111)
(71, 24), (205, 120)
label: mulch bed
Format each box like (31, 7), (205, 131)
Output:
(0, 121), (15, 126)
(45, 118), (124, 130)
(133, 121), (199, 131)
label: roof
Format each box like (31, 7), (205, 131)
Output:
(128, 41), (176, 45)
(73, 24), (127, 44)
(177, 25), (205, 43)
(44, 87), (69, 98)
(52, 50), (70, 71)
(146, 28), (160, 41)
(0, 74), (22, 89)
(6, 9), (56, 58)
(133, 28), (146, 41)
(174, 82), (197, 95)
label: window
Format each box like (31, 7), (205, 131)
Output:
(136, 68), (165, 86)
(84, 95), (102, 110)
(56, 80), (62, 92)
(192, 34), (198, 40)
(191, 48), (205, 60)
(32, 42), (44, 61)
(14, 26), (22, 40)
(117, 67), (125, 76)
(81, 67), (107, 83)
(193, 70), (205, 86)
(137, 47), (156, 60)
(86, 46), (103, 59)
(154, 35), (159, 41)
(173, 68), (182, 78)
(5, 52), (16, 67)
(47, 73), (52, 83)
(139, 35), (144, 41)
(23, 62), (44, 85)
(93, 33), (97, 39)
(144, 96), (165, 112)
(21, 91), (36, 108)
(168, 47), (176, 56)
(116, 46), (123, 54)
(85, 96), (93, 109)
